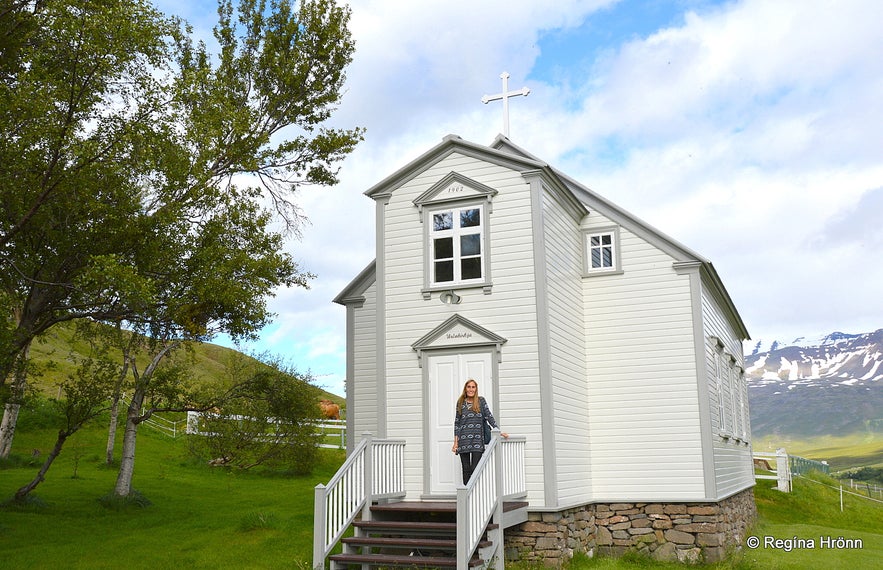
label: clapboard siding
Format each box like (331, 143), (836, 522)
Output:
(701, 279), (754, 498)
(542, 188), (591, 504)
(341, 135), (753, 510)
(584, 219), (706, 500)
(351, 281), (378, 438)
(379, 152), (546, 502)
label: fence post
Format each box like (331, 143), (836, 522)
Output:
(186, 411), (199, 435)
(313, 483), (327, 570)
(776, 448), (790, 492)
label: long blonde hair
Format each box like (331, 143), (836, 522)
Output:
(456, 379), (481, 414)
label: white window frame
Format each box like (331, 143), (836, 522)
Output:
(728, 356), (740, 440)
(582, 226), (623, 276)
(426, 202), (488, 290)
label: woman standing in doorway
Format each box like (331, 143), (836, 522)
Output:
(451, 379), (507, 484)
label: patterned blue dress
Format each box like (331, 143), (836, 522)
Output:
(454, 396), (498, 454)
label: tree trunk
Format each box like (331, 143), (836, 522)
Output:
(0, 342), (30, 459)
(105, 358), (129, 465)
(113, 391), (143, 497)
(14, 430), (69, 500)
(105, 396), (121, 465)
(112, 340), (176, 497)
(0, 402), (21, 458)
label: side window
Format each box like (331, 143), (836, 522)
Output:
(582, 227), (622, 276)
(429, 205), (485, 286)
(589, 232), (614, 269)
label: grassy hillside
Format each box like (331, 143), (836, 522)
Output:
(752, 433), (883, 472)
(17, 322), (344, 406)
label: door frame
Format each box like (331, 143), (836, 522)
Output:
(424, 348), (497, 497)
(411, 313), (507, 499)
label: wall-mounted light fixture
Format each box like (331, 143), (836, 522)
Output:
(439, 290), (461, 305)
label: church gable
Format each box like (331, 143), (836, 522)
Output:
(412, 171), (498, 213)
(411, 314), (507, 363)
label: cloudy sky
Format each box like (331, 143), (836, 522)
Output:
(159, 0), (883, 396)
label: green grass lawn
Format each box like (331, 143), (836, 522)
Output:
(3, 416), (882, 569)
(1, 418), (344, 569)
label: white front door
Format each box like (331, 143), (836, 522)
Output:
(428, 351), (493, 494)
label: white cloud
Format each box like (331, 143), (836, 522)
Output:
(171, 0), (883, 391)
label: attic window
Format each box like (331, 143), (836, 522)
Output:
(582, 227), (622, 276)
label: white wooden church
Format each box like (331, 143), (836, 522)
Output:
(315, 132), (756, 568)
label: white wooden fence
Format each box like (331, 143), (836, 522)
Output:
(753, 448), (792, 492)
(184, 410), (345, 448)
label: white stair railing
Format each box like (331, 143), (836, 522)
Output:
(312, 433), (405, 570)
(457, 429), (504, 570)
(500, 436), (527, 499)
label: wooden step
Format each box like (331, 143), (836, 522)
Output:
(329, 552), (483, 568)
(342, 536), (492, 550)
(370, 501), (456, 514)
(354, 519), (457, 532)
(353, 520), (499, 533)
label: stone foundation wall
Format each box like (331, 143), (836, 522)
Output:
(505, 505), (596, 565)
(504, 488), (756, 566)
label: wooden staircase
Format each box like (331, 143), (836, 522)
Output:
(328, 501), (527, 569)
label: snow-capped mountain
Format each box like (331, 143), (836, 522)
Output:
(744, 331), (865, 357)
(745, 329), (883, 437)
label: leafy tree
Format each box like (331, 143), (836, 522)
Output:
(11, 329), (120, 501)
(0, 0), (363, 476)
(189, 353), (322, 473)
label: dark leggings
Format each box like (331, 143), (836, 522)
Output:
(459, 451), (483, 484)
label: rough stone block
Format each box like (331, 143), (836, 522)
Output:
(520, 521), (560, 533)
(609, 522), (631, 531)
(652, 542), (678, 562)
(697, 532), (723, 547)
(596, 525), (613, 546)
(535, 537), (560, 550)
(645, 504), (664, 514)
(628, 527), (655, 535)
(687, 505), (719, 515)
(676, 522), (719, 533)
(676, 547), (701, 564)
(663, 529), (695, 545)
(664, 505), (687, 515)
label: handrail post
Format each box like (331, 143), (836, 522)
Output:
(456, 484), (469, 570)
(492, 429), (504, 570)
(361, 432), (374, 522)
(313, 483), (327, 570)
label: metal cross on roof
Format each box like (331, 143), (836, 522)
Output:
(482, 71), (530, 138)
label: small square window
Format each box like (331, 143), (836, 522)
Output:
(584, 228), (620, 275)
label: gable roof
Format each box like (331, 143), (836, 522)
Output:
(345, 134), (749, 339)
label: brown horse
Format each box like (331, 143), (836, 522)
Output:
(318, 399), (341, 420)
